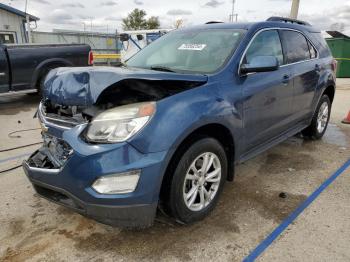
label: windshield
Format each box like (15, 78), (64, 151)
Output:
(126, 29), (246, 74)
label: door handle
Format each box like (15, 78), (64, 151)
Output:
(315, 64), (321, 72)
(282, 74), (290, 85)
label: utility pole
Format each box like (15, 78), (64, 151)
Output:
(229, 0), (237, 22)
(24, 0), (31, 43)
(290, 0), (300, 19)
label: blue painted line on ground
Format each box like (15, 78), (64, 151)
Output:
(0, 153), (30, 164)
(243, 158), (350, 262)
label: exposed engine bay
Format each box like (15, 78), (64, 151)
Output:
(31, 66), (207, 169)
(43, 78), (206, 123)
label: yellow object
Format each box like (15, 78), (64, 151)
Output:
(106, 38), (114, 46)
(93, 53), (121, 59)
(334, 58), (350, 61)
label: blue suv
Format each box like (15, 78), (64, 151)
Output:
(23, 17), (336, 227)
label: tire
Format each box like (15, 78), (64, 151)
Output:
(302, 95), (331, 140)
(166, 137), (227, 224)
(37, 73), (47, 95)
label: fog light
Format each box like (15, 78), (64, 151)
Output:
(92, 170), (140, 194)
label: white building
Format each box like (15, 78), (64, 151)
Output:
(0, 3), (39, 44)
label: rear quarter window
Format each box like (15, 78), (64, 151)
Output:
(280, 30), (310, 63)
(310, 32), (332, 58)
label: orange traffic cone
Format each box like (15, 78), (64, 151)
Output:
(342, 110), (350, 124)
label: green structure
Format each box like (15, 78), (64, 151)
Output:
(326, 31), (350, 78)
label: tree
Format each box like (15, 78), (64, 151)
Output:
(146, 16), (160, 29)
(174, 19), (183, 29)
(122, 9), (160, 30)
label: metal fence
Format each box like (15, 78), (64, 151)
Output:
(32, 30), (120, 65)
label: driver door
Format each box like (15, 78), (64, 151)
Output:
(238, 29), (295, 152)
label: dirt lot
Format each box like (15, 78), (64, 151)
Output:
(0, 80), (349, 262)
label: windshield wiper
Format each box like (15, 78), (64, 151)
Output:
(150, 66), (176, 72)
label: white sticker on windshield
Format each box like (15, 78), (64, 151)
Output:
(178, 44), (207, 51)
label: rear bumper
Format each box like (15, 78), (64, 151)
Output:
(23, 160), (157, 228)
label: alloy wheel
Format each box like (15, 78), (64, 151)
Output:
(317, 101), (329, 133)
(182, 152), (222, 211)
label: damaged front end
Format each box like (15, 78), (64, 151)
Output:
(23, 66), (209, 227)
(28, 134), (73, 169)
(43, 66), (207, 107)
(36, 66), (207, 142)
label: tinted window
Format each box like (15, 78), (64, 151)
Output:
(281, 30), (310, 63)
(245, 30), (283, 65)
(308, 41), (317, 59)
(310, 32), (331, 58)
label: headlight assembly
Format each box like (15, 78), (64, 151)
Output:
(85, 102), (156, 143)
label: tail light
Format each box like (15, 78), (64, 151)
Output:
(88, 51), (94, 66)
(331, 58), (337, 73)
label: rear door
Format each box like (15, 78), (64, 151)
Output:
(0, 45), (10, 93)
(239, 29), (294, 151)
(279, 30), (320, 123)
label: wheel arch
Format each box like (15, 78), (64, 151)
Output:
(322, 84), (335, 104)
(159, 123), (235, 203)
(30, 58), (73, 89)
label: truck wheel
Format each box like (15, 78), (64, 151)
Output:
(302, 95), (331, 140)
(37, 69), (51, 95)
(37, 66), (60, 95)
(167, 137), (227, 224)
(27, 71), (49, 96)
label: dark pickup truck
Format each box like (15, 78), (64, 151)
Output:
(0, 43), (92, 95)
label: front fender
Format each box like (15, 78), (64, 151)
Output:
(129, 82), (242, 154)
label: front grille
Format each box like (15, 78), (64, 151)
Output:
(38, 102), (87, 129)
(28, 134), (73, 169)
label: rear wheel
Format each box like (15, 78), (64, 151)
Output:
(27, 70), (50, 96)
(37, 65), (63, 95)
(166, 137), (227, 224)
(302, 95), (331, 139)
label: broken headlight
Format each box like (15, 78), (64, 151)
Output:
(85, 102), (156, 143)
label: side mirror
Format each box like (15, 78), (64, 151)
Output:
(240, 55), (279, 74)
(136, 34), (144, 41)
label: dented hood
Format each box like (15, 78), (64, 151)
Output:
(43, 66), (208, 106)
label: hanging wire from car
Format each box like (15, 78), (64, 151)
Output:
(0, 142), (42, 153)
(0, 128), (43, 173)
(8, 127), (41, 138)
(0, 164), (23, 174)
(0, 128), (42, 153)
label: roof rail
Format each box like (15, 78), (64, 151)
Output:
(205, 21), (224, 24)
(266, 16), (311, 26)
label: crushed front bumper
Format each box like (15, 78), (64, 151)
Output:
(23, 161), (157, 228)
(23, 125), (168, 228)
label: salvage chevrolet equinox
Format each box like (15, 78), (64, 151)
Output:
(23, 17), (336, 228)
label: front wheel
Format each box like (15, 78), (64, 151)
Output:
(166, 137), (227, 224)
(302, 95), (331, 139)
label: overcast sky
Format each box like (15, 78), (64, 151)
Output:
(4, 0), (350, 35)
